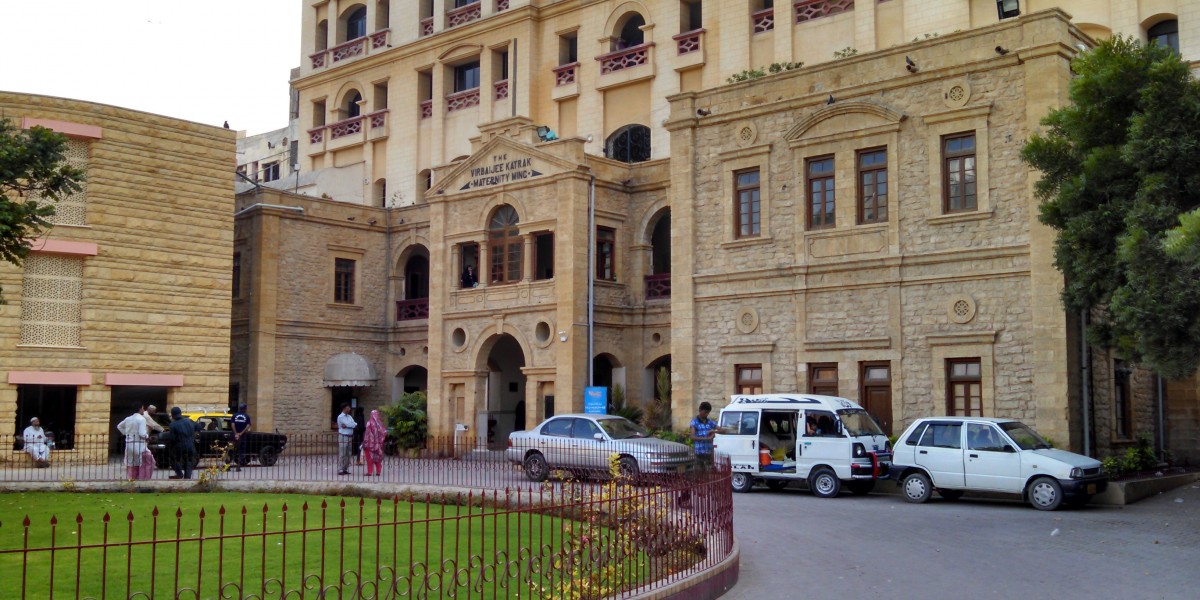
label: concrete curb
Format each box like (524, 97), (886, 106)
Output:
(1092, 472), (1200, 506)
(625, 537), (740, 600)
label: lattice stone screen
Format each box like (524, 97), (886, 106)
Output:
(40, 138), (89, 226)
(20, 254), (84, 347)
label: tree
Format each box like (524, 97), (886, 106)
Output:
(0, 119), (85, 296)
(1021, 36), (1200, 379)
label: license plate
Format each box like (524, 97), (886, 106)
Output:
(1087, 484), (1096, 494)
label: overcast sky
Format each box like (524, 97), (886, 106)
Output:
(2, 0), (300, 136)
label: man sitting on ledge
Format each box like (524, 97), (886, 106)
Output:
(23, 417), (51, 468)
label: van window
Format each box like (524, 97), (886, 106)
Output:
(918, 423), (962, 449)
(837, 409), (884, 436)
(805, 410), (837, 437)
(720, 411), (759, 435)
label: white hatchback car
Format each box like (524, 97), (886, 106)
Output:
(889, 417), (1107, 510)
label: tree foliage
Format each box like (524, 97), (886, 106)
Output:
(1021, 36), (1200, 378)
(0, 119), (84, 267)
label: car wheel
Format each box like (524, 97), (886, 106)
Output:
(847, 480), (875, 495)
(765, 479), (789, 492)
(258, 446), (280, 467)
(523, 452), (549, 482)
(901, 472), (933, 504)
(937, 489), (965, 501)
(617, 456), (640, 482)
(731, 472), (755, 493)
(809, 468), (841, 498)
(1028, 477), (1064, 511)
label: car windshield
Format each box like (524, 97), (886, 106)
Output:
(597, 417), (649, 440)
(1000, 422), (1051, 450)
(837, 409), (885, 436)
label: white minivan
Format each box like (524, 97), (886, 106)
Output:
(713, 394), (892, 496)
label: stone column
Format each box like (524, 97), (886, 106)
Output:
(665, 94), (699, 431)
(246, 207), (283, 431)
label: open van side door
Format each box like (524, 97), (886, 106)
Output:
(714, 410), (760, 472)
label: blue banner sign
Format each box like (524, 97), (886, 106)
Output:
(584, 387), (608, 415)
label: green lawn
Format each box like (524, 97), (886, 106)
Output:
(0, 491), (645, 599)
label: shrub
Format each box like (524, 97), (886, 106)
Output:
(382, 391), (428, 450)
(644, 367), (672, 430)
(1101, 455), (1123, 478)
(609, 384), (645, 425)
(726, 61), (803, 83)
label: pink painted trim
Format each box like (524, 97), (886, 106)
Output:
(29, 239), (99, 256)
(21, 118), (103, 140)
(8, 371), (92, 385)
(104, 373), (185, 387)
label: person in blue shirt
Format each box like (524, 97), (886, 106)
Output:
(231, 403), (252, 472)
(690, 401), (717, 466)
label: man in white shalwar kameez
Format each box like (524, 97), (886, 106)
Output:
(23, 417), (50, 467)
(117, 406), (155, 480)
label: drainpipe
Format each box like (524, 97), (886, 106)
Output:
(1157, 374), (1165, 458)
(587, 174), (595, 388)
(1080, 308), (1091, 457)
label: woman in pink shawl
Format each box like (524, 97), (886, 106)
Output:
(362, 410), (387, 476)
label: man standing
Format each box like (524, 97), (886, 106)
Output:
(167, 407), (197, 480)
(145, 404), (165, 435)
(690, 401), (718, 467)
(22, 417), (50, 467)
(117, 406), (154, 480)
(337, 403), (356, 475)
(231, 403), (252, 472)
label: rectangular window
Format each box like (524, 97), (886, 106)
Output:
(17, 384), (78, 449)
(947, 358), (982, 416)
(489, 239), (523, 283)
(560, 33), (578, 65)
(313, 100), (326, 127)
(498, 50), (510, 80)
(596, 227), (616, 281)
(334, 257), (356, 304)
(454, 61), (481, 92)
(857, 148), (887, 224)
(1114, 360), (1132, 439)
(734, 168), (761, 239)
(20, 254), (83, 347)
(807, 156), (835, 229)
(809, 363), (838, 396)
(682, 0), (702, 30)
(460, 243), (479, 288)
(943, 133), (977, 212)
(232, 252), (241, 298)
(533, 232), (554, 280)
(262, 161), (280, 182)
(736, 364), (763, 395)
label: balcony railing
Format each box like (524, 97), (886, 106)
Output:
(674, 29), (704, 55)
(396, 298), (429, 321)
(497, 0), (510, 10)
(331, 36), (368, 63)
(419, 99), (433, 119)
(420, 17), (434, 36)
(446, 88), (480, 112)
(553, 62), (579, 86)
(795, 0), (855, 24)
(368, 109), (388, 129)
(447, 1), (481, 28)
(597, 43), (652, 75)
(752, 8), (775, 33)
(329, 116), (364, 140)
(310, 50), (328, 69)
(494, 79), (509, 100)
(645, 273), (671, 300)
(370, 29), (390, 49)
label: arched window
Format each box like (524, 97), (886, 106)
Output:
(316, 20), (329, 51)
(615, 14), (646, 50)
(488, 205), (522, 284)
(345, 91), (362, 118)
(1148, 20), (1179, 53)
(346, 6), (367, 40)
(374, 178), (387, 206)
(606, 125), (651, 163)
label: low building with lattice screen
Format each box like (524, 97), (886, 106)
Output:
(0, 92), (236, 459)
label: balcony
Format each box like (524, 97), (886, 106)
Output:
(307, 127), (326, 154)
(672, 29), (706, 71)
(494, 79), (509, 101)
(645, 273), (671, 300)
(752, 8), (775, 34)
(446, 88), (480, 113)
(497, 0), (509, 10)
(420, 17), (433, 37)
(369, 29), (390, 50)
(419, 99), (433, 119)
(367, 109), (389, 140)
(595, 43), (655, 91)
(447, 2), (481, 28)
(331, 37), (368, 64)
(551, 62), (580, 101)
(794, 0), (855, 24)
(310, 50), (328, 69)
(329, 116), (364, 140)
(396, 298), (429, 321)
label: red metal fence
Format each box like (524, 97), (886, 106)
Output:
(0, 459), (734, 599)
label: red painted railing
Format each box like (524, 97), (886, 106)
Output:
(419, 99), (433, 119)
(447, 1), (481, 28)
(752, 8), (775, 33)
(370, 28), (390, 49)
(331, 36), (367, 63)
(309, 50), (328, 69)
(329, 116), (364, 139)
(553, 62), (579, 86)
(0, 448), (734, 599)
(308, 127), (324, 144)
(494, 79), (509, 100)
(396, 297), (429, 320)
(446, 88), (481, 112)
(674, 29), (704, 55)
(597, 43), (653, 75)
(420, 17), (434, 36)
(368, 109), (388, 129)
(795, 0), (855, 24)
(645, 272), (671, 299)
(497, 0), (510, 10)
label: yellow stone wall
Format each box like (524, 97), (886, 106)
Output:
(0, 92), (234, 447)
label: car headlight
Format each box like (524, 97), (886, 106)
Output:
(1070, 467), (1084, 479)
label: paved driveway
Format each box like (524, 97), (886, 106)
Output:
(727, 480), (1199, 600)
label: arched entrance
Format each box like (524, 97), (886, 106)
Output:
(394, 366), (428, 399)
(645, 354), (672, 429)
(479, 334), (526, 449)
(592, 353), (626, 409)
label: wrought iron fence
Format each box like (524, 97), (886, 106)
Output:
(0, 458), (734, 599)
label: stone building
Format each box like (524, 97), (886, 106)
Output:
(0, 92), (236, 458)
(235, 1), (1199, 460)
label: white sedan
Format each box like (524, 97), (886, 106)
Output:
(507, 414), (695, 482)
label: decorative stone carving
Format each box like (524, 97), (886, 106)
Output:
(949, 294), (977, 324)
(733, 121), (758, 148)
(943, 79), (972, 109)
(735, 307), (759, 334)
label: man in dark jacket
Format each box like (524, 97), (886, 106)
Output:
(167, 407), (198, 480)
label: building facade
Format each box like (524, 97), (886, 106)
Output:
(233, 0), (1199, 460)
(0, 92), (236, 459)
